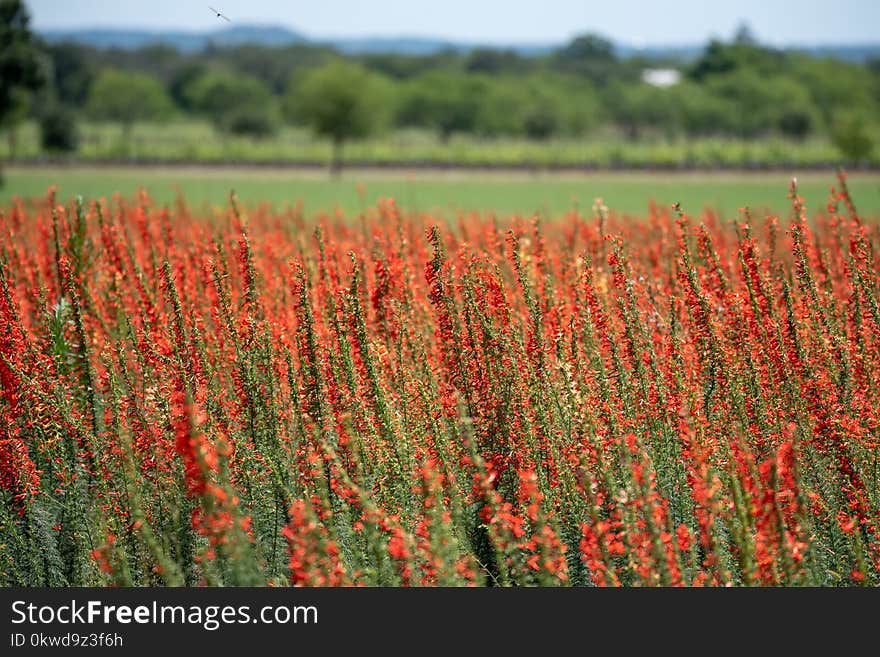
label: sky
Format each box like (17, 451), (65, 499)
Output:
(25, 0), (880, 46)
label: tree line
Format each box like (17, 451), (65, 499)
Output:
(2, 0), (879, 172)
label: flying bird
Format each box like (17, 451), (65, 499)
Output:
(209, 6), (231, 22)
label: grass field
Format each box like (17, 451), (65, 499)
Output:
(4, 166), (880, 218)
(3, 120), (873, 169)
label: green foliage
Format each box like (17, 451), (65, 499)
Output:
(831, 113), (874, 161)
(0, 0), (45, 127)
(214, 44), (334, 93)
(2, 87), (30, 139)
(221, 105), (279, 138)
(551, 33), (620, 84)
(671, 81), (735, 137)
(45, 43), (95, 107)
(169, 61), (210, 111)
(690, 41), (737, 80)
(472, 77), (526, 137)
(86, 69), (173, 131)
(16, 26), (880, 165)
(778, 109), (813, 140)
(522, 110), (557, 140)
(472, 74), (601, 139)
(703, 71), (818, 138)
(4, 120), (877, 169)
(689, 40), (787, 81)
(39, 105), (79, 153)
(185, 69), (279, 137)
(358, 51), (460, 80)
(0, 0), (44, 184)
(790, 56), (876, 124)
(604, 82), (679, 140)
(288, 60), (391, 166)
(465, 48), (531, 75)
(398, 71), (486, 139)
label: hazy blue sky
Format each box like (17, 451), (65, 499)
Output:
(25, 0), (880, 46)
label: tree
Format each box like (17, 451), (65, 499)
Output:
(671, 81), (736, 137)
(464, 48), (529, 75)
(0, 0), (46, 182)
(360, 50), (460, 80)
(40, 105), (79, 153)
(3, 88), (28, 158)
(689, 39), (786, 82)
(214, 44), (329, 94)
(777, 110), (813, 140)
(45, 42), (95, 106)
(287, 61), (390, 175)
(185, 70), (279, 137)
(472, 77), (524, 137)
(702, 71), (819, 139)
(832, 113), (874, 162)
(790, 55), (876, 127)
(221, 105), (278, 139)
(604, 82), (679, 140)
(673, 68), (820, 140)
(86, 69), (172, 147)
(397, 72), (484, 141)
(169, 61), (210, 111)
(522, 106), (559, 140)
(733, 22), (758, 46)
(529, 73), (602, 137)
(689, 40), (737, 81)
(551, 33), (620, 84)
(471, 75), (588, 140)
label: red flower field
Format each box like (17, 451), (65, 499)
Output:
(1, 173), (878, 586)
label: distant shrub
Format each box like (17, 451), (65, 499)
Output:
(221, 106), (278, 139)
(40, 106), (79, 153)
(523, 108), (559, 140)
(778, 110), (812, 140)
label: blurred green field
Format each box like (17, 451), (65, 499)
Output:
(4, 165), (879, 219)
(3, 120), (877, 169)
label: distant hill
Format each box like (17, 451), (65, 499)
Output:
(39, 24), (556, 56)
(787, 44), (880, 62)
(40, 25), (309, 53)
(324, 36), (555, 57)
(616, 43), (880, 63)
(38, 24), (880, 62)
